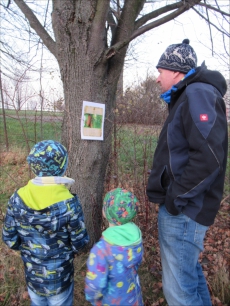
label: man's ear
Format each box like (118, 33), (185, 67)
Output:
(173, 71), (181, 79)
(173, 71), (186, 82)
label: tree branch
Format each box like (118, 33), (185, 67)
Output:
(135, 1), (183, 29)
(192, 7), (230, 37)
(88, 0), (110, 52)
(104, 0), (229, 62)
(112, 0), (145, 45)
(198, 2), (230, 17)
(105, 39), (129, 59)
(131, 5), (191, 41)
(107, 9), (117, 39)
(135, 0), (201, 30)
(222, 33), (230, 57)
(14, 0), (57, 57)
(204, 0), (214, 55)
(6, 0), (11, 8)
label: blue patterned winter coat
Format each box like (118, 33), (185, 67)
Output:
(2, 188), (89, 297)
(85, 222), (143, 306)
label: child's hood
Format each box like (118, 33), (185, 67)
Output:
(102, 222), (141, 246)
(18, 180), (73, 210)
(101, 222), (143, 267)
(10, 189), (78, 233)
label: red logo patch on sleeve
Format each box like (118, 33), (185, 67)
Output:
(200, 114), (208, 121)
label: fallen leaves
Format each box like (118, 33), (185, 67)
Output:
(22, 291), (30, 300)
(138, 199), (230, 306)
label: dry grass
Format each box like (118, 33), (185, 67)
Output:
(0, 147), (229, 306)
(211, 267), (230, 304)
(0, 149), (30, 205)
(0, 244), (30, 305)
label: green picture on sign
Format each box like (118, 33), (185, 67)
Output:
(84, 114), (103, 128)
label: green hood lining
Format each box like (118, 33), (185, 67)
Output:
(17, 180), (73, 210)
(102, 222), (142, 246)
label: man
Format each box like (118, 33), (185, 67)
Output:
(147, 39), (228, 305)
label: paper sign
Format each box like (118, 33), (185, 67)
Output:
(81, 101), (105, 140)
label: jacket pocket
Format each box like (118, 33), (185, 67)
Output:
(161, 166), (170, 191)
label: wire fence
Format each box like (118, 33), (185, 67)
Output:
(0, 87), (162, 229)
(1, 98), (229, 226)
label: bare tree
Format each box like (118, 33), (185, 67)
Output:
(2, 0), (229, 245)
(117, 76), (166, 125)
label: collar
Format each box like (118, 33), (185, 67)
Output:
(160, 68), (196, 104)
(31, 176), (75, 187)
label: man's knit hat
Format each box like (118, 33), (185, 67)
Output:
(27, 140), (68, 177)
(156, 39), (197, 73)
(103, 188), (139, 225)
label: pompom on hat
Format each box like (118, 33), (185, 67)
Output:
(27, 140), (68, 177)
(103, 188), (139, 225)
(156, 39), (197, 73)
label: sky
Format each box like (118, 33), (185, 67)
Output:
(1, 0), (229, 96)
(123, 3), (230, 89)
(43, 3), (229, 93)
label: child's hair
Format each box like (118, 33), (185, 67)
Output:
(103, 188), (139, 225)
(27, 140), (68, 177)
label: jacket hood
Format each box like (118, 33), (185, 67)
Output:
(102, 222), (141, 246)
(102, 223), (143, 268)
(17, 180), (74, 210)
(179, 61), (227, 97)
(12, 191), (78, 234)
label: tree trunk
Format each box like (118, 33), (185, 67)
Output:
(52, 1), (125, 245)
(12, 0), (230, 247)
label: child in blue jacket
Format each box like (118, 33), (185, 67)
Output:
(85, 187), (143, 306)
(2, 140), (89, 306)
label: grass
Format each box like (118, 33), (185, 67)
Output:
(115, 126), (158, 172)
(211, 267), (230, 304)
(0, 149), (29, 203)
(1, 117), (62, 150)
(0, 109), (63, 117)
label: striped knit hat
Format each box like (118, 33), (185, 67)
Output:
(156, 39), (197, 73)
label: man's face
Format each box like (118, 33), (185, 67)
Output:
(156, 68), (178, 93)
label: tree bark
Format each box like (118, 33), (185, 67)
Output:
(52, 1), (124, 244)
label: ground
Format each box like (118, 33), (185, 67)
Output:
(137, 199), (230, 306)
